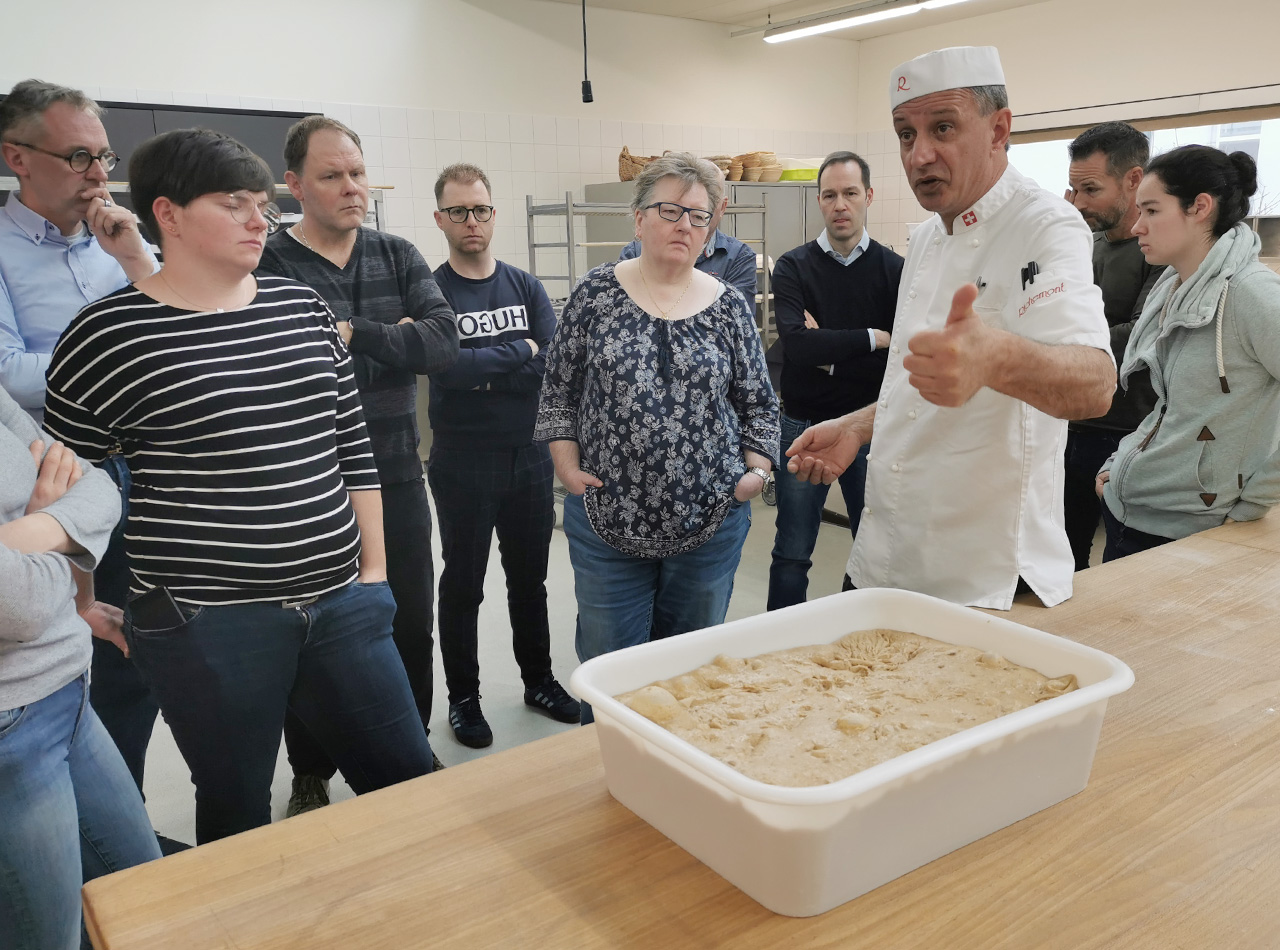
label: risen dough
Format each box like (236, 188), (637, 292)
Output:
(617, 629), (1076, 787)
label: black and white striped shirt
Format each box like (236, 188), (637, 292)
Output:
(44, 276), (380, 605)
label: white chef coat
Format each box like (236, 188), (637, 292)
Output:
(847, 164), (1112, 609)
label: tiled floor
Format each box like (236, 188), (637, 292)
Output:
(140, 487), (855, 845)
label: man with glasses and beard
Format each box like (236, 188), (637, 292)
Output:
(258, 115), (458, 816)
(0, 79), (165, 823)
(1063, 121), (1162, 570)
(428, 162), (578, 750)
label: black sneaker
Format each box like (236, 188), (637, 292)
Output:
(431, 751), (447, 771)
(448, 695), (493, 748)
(285, 774), (330, 818)
(524, 676), (581, 724)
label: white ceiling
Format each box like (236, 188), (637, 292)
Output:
(545, 0), (1046, 40)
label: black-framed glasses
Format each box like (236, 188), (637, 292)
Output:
(642, 202), (712, 228)
(440, 205), (494, 223)
(222, 192), (282, 234)
(9, 141), (119, 173)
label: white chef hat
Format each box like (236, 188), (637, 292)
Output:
(889, 46), (1005, 110)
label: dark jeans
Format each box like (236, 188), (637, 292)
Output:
(87, 454), (160, 792)
(125, 581), (434, 844)
(428, 444), (554, 703)
(1101, 503), (1175, 563)
(769, 413), (869, 610)
(284, 478), (436, 780)
(1063, 427), (1124, 572)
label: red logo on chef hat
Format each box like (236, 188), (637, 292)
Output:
(962, 211), (978, 228)
(897, 76), (910, 91)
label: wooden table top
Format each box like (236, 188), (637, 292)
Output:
(83, 517), (1280, 950)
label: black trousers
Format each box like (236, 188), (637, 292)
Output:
(427, 443), (555, 704)
(284, 477), (436, 778)
(1063, 427), (1124, 572)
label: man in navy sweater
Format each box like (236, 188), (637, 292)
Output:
(430, 163), (579, 749)
(767, 151), (904, 610)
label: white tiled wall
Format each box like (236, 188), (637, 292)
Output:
(81, 84), (923, 283)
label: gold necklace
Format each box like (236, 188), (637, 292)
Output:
(157, 270), (226, 313)
(637, 263), (693, 320)
(294, 222), (315, 251)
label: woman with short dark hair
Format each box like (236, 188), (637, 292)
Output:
(1097, 145), (1280, 559)
(535, 152), (778, 721)
(44, 128), (434, 843)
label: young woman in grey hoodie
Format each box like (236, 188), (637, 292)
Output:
(0, 386), (160, 950)
(1097, 146), (1280, 560)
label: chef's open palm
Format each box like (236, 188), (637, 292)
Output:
(786, 418), (863, 486)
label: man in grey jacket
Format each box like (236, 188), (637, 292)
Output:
(1064, 122), (1163, 569)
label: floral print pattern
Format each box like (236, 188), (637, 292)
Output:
(535, 263), (779, 558)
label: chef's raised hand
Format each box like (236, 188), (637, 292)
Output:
(903, 283), (996, 408)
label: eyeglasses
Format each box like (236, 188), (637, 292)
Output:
(439, 205), (494, 223)
(9, 140), (119, 173)
(642, 202), (712, 228)
(222, 192), (282, 234)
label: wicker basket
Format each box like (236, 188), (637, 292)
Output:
(619, 146), (658, 182)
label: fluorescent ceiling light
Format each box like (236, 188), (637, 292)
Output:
(762, 0), (976, 43)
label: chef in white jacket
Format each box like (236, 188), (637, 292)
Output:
(787, 46), (1115, 609)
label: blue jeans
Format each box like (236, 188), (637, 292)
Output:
(88, 453), (161, 791)
(125, 581), (434, 844)
(768, 413), (869, 610)
(0, 673), (161, 950)
(563, 493), (751, 724)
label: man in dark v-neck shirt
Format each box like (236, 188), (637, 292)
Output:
(258, 116), (458, 814)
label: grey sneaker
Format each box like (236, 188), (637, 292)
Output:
(524, 675), (581, 724)
(448, 695), (493, 748)
(285, 774), (330, 818)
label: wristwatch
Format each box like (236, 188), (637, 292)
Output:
(748, 466), (777, 507)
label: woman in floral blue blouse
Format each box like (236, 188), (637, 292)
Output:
(535, 153), (779, 722)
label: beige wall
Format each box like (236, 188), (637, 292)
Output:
(2, 0), (864, 274)
(856, 0), (1280, 128)
(854, 0), (1280, 250)
(0, 0), (857, 131)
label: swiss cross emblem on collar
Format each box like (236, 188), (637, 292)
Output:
(962, 210), (978, 228)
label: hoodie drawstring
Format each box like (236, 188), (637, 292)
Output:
(1214, 281), (1231, 394)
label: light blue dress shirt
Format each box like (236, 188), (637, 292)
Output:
(0, 192), (150, 422)
(816, 226), (871, 266)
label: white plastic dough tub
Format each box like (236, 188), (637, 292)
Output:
(569, 588), (1134, 917)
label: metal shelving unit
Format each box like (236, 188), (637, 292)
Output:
(525, 193), (776, 347)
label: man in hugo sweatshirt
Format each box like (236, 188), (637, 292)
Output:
(430, 162), (579, 749)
